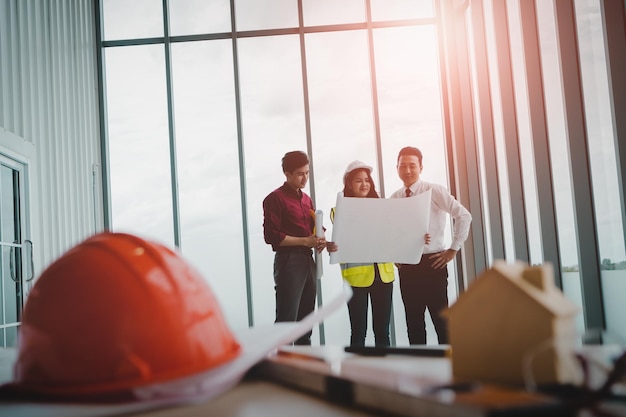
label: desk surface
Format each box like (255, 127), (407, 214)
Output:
(0, 347), (376, 417)
(255, 346), (570, 417)
(2, 346), (625, 417)
(126, 377), (376, 417)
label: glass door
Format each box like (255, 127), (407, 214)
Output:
(0, 154), (31, 347)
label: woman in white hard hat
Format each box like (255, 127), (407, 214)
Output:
(331, 160), (430, 347)
(332, 161), (430, 347)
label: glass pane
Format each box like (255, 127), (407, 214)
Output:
(2, 246), (21, 325)
(103, 0), (163, 41)
(374, 26), (446, 195)
(305, 29), (375, 346)
(169, 0), (231, 36)
(5, 325), (17, 348)
(105, 45), (175, 247)
(235, 0), (298, 31)
(237, 35), (308, 333)
(302, 0), (365, 27)
(171, 40), (248, 331)
(536, 0), (584, 333)
(374, 25), (452, 345)
(2, 244), (23, 339)
(370, 0), (435, 21)
(575, 0), (626, 342)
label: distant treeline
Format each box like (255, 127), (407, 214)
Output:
(562, 259), (626, 272)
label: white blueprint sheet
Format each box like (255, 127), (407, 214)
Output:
(329, 189), (431, 264)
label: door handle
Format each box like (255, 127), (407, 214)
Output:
(8, 240), (34, 282)
(9, 244), (16, 282)
(25, 240), (34, 281)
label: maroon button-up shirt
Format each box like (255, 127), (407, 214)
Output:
(263, 182), (315, 251)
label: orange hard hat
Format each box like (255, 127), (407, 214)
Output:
(11, 232), (241, 397)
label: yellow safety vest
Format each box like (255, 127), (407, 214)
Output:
(340, 262), (395, 287)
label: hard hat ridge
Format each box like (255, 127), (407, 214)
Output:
(343, 160), (373, 185)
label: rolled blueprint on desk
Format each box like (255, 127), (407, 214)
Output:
(330, 189), (431, 264)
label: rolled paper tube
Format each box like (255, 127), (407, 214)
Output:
(315, 210), (323, 279)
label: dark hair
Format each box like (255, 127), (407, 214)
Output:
(397, 146), (423, 165)
(342, 168), (379, 198)
(282, 151), (309, 173)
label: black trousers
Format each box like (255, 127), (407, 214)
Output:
(273, 250), (316, 345)
(347, 269), (393, 347)
(398, 253), (449, 345)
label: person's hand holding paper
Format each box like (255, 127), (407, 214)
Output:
(329, 189), (431, 264)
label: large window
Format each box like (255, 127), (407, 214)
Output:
(574, 0), (626, 342)
(99, 0), (449, 345)
(97, 0), (626, 345)
(458, 0), (626, 341)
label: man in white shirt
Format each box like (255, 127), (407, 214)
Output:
(390, 146), (472, 345)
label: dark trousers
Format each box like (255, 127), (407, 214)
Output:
(273, 250), (316, 345)
(398, 253), (449, 345)
(347, 270), (393, 347)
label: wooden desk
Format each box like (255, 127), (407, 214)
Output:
(253, 346), (571, 417)
(2, 346), (625, 417)
(0, 347), (376, 417)
(126, 378), (377, 417)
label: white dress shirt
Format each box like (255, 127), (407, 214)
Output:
(390, 179), (472, 254)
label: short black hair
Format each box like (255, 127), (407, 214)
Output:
(282, 151), (309, 173)
(397, 146), (423, 165)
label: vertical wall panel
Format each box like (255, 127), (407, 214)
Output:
(0, 0), (102, 278)
(601, 0), (626, 257)
(553, 0), (604, 330)
(517, 0), (562, 284)
(439, 0), (486, 285)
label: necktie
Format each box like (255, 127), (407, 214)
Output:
(405, 188), (412, 198)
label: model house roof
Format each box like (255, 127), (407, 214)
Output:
(443, 260), (579, 319)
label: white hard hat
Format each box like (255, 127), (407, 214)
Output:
(343, 160), (373, 184)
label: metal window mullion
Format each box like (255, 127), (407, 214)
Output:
(295, 0), (325, 345)
(517, 0), (562, 286)
(228, 0), (254, 328)
(553, 0), (604, 331)
(162, 0), (181, 248)
(436, 0), (462, 292)
(363, 0), (396, 346)
(365, 2), (384, 199)
(94, 0), (112, 231)
(490, 0), (529, 264)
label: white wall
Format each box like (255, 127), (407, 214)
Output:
(0, 0), (102, 276)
